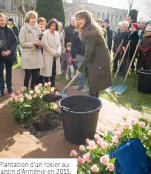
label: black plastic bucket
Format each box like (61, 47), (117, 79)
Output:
(59, 95), (102, 145)
(138, 70), (151, 94)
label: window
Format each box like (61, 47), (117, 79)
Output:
(92, 11), (95, 18)
(11, 0), (17, 11)
(0, 0), (5, 10)
(97, 12), (100, 19)
(107, 13), (110, 19)
(102, 13), (105, 20)
(111, 14), (114, 22)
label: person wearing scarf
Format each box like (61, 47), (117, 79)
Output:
(19, 11), (44, 89)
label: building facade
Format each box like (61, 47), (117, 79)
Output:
(64, 0), (128, 30)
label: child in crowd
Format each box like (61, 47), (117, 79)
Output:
(139, 26), (151, 70)
(61, 43), (74, 82)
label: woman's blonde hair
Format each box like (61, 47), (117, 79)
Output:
(24, 11), (38, 23)
(75, 10), (103, 38)
(0, 13), (5, 19)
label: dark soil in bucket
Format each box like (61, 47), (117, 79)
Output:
(43, 94), (62, 103)
(23, 111), (63, 139)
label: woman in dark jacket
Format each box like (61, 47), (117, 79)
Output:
(139, 26), (151, 70)
(75, 10), (112, 98)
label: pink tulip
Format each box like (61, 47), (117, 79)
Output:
(33, 94), (38, 98)
(94, 134), (100, 141)
(19, 98), (24, 103)
(77, 156), (85, 164)
(115, 130), (122, 138)
(101, 141), (108, 150)
(29, 90), (34, 94)
(48, 82), (51, 86)
(100, 155), (109, 165)
(16, 90), (21, 95)
(10, 93), (15, 97)
(90, 164), (99, 173)
(83, 153), (91, 163)
(27, 95), (32, 100)
(18, 94), (24, 98)
(97, 138), (103, 146)
(112, 135), (119, 144)
(88, 140), (97, 151)
(121, 122), (129, 129)
(44, 82), (48, 86)
(117, 127), (124, 134)
(35, 90), (40, 94)
(79, 145), (86, 151)
(107, 163), (115, 171)
(131, 119), (138, 126)
(51, 87), (54, 93)
(139, 122), (146, 128)
(70, 150), (78, 157)
(8, 97), (13, 102)
(21, 87), (26, 91)
(15, 98), (19, 102)
(148, 130), (151, 136)
(43, 91), (50, 95)
(38, 83), (42, 88)
(85, 138), (90, 145)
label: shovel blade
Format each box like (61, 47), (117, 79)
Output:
(114, 85), (127, 95)
(106, 86), (115, 92)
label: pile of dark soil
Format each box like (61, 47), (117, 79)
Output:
(24, 111), (63, 138)
(43, 94), (62, 103)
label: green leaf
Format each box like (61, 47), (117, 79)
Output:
(109, 157), (116, 164)
(146, 150), (151, 158)
(20, 114), (25, 119)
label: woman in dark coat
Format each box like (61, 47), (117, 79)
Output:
(139, 26), (151, 70)
(75, 10), (112, 98)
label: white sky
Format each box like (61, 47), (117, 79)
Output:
(89, 0), (150, 21)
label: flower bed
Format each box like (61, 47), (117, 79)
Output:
(70, 117), (151, 173)
(8, 83), (62, 138)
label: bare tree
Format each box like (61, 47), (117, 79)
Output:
(127, 0), (135, 11)
(145, 0), (151, 17)
(12, 0), (37, 16)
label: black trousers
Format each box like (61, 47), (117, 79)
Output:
(0, 58), (13, 91)
(43, 57), (56, 87)
(24, 69), (40, 89)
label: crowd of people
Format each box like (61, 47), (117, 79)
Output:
(0, 9), (150, 98)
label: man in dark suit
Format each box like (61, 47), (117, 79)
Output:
(0, 13), (17, 97)
(7, 17), (21, 57)
(65, 17), (76, 46)
(103, 19), (113, 52)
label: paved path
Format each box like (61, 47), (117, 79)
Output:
(0, 69), (150, 158)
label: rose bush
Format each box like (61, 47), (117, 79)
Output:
(70, 117), (151, 174)
(8, 82), (56, 123)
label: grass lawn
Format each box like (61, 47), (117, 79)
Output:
(13, 55), (151, 115)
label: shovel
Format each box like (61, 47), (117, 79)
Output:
(114, 40), (140, 95)
(43, 73), (79, 102)
(111, 40), (124, 65)
(106, 40), (131, 92)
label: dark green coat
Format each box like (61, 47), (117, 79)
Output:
(78, 32), (112, 92)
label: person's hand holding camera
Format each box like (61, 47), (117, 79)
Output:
(33, 39), (42, 46)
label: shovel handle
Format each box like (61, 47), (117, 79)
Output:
(124, 40), (140, 82)
(65, 73), (79, 90)
(111, 40), (124, 65)
(113, 40), (131, 82)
